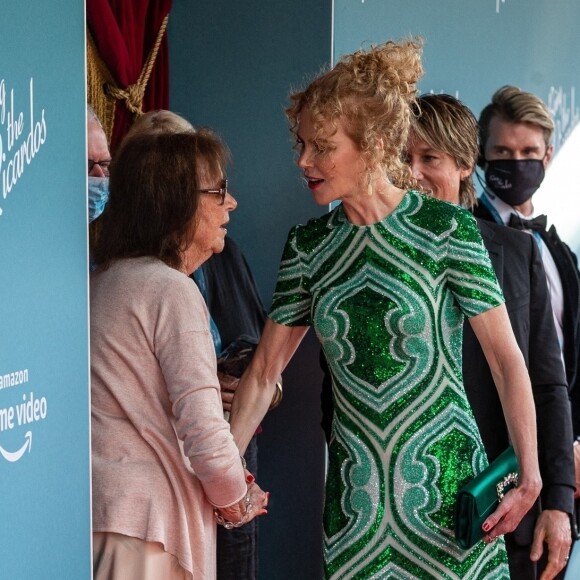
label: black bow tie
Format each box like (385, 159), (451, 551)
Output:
(508, 213), (548, 232)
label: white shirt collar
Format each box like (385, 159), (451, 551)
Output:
(480, 190), (538, 224)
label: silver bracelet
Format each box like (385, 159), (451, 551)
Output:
(214, 492), (252, 529)
(214, 509), (245, 529)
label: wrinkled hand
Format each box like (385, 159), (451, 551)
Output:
(218, 371), (239, 413)
(528, 510), (572, 580)
(217, 471), (269, 526)
(482, 479), (541, 544)
(574, 442), (580, 499)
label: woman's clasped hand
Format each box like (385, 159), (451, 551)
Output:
(215, 468), (269, 529)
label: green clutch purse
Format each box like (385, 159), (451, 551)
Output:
(454, 446), (519, 549)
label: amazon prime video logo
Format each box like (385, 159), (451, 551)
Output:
(1, 369), (48, 464)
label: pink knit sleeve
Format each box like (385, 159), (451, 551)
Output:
(154, 278), (247, 508)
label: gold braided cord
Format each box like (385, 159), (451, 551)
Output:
(86, 13), (169, 143)
(87, 27), (117, 144)
(103, 14), (169, 118)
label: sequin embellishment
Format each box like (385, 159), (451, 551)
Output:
(270, 191), (509, 579)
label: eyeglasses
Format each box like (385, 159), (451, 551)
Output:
(88, 158), (112, 176)
(198, 179), (228, 205)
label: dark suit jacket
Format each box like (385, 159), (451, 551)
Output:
(474, 203), (580, 436)
(463, 219), (574, 550)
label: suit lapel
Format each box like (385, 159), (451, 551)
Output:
(477, 219), (504, 288)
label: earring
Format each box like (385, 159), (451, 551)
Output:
(367, 169), (373, 196)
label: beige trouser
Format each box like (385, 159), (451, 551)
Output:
(93, 532), (190, 580)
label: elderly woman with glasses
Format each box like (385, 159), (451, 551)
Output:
(122, 109), (273, 580)
(90, 129), (268, 580)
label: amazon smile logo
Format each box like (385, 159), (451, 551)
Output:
(0, 430), (32, 462)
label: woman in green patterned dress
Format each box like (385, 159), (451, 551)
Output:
(229, 39), (541, 579)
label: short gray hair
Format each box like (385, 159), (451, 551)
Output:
(87, 104), (103, 127)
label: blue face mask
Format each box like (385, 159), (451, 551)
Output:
(88, 176), (109, 223)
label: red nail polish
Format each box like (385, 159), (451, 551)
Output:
(246, 473), (255, 483)
(482, 523), (490, 532)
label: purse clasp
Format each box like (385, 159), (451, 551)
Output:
(496, 472), (519, 501)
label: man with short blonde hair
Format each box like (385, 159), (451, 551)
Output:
(476, 86), (580, 578)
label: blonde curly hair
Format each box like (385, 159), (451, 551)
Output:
(286, 38), (424, 190)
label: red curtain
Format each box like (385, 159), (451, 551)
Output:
(87, 0), (172, 151)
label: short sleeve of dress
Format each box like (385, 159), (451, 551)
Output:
(446, 208), (504, 317)
(269, 224), (313, 327)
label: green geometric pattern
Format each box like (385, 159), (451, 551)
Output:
(270, 192), (508, 578)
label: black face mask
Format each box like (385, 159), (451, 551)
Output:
(484, 159), (545, 206)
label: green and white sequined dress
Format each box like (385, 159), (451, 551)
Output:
(269, 191), (510, 579)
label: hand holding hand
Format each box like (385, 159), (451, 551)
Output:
(216, 471), (269, 528)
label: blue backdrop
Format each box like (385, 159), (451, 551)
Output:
(0, 2), (91, 578)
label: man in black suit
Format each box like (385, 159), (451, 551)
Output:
(405, 93), (575, 579)
(475, 86), (580, 443)
(477, 88), (580, 563)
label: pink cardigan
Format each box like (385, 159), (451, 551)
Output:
(90, 257), (246, 578)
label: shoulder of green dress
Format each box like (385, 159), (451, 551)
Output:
(408, 190), (465, 221)
(450, 204), (480, 231)
(286, 206), (340, 244)
(400, 191), (482, 241)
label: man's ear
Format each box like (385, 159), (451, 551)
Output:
(544, 144), (554, 167)
(459, 167), (472, 182)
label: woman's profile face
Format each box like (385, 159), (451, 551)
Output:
(184, 169), (237, 273)
(295, 107), (366, 206)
